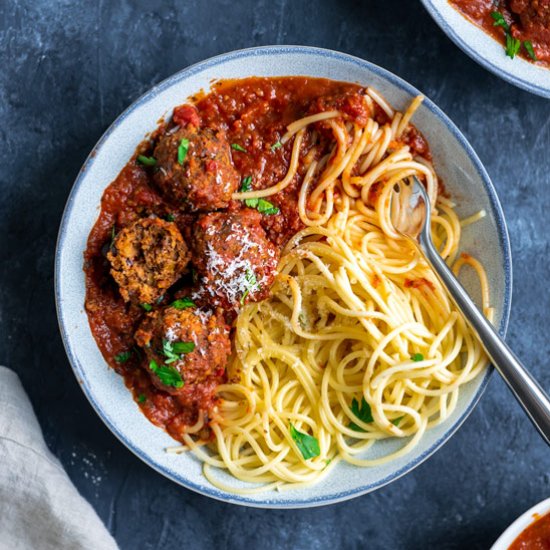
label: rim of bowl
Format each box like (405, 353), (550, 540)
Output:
(55, 45), (513, 508)
(491, 498), (550, 549)
(419, 0), (550, 99)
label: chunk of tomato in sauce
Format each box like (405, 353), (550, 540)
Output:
(172, 104), (201, 128)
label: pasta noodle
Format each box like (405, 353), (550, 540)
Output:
(170, 89), (491, 492)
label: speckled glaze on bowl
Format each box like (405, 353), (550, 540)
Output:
(420, 0), (550, 98)
(55, 46), (512, 508)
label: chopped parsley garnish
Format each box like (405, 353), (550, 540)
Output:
(162, 339), (195, 364)
(165, 213), (175, 222)
(349, 397), (373, 432)
(411, 353), (424, 362)
(506, 33), (521, 59)
(245, 196), (260, 208)
(149, 359), (184, 388)
(177, 138), (189, 165)
(140, 303), (153, 312)
(240, 175), (253, 192)
(270, 140), (282, 151)
(114, 351), (132, 363)
(392, 416), (404, 427)
(491, 12), (534, 61)
(171, 297), (196, 310)
(241, 175), (259, 208)
(240, 176), (258, 207)
(240, 268), (260, 305)
(245, 196), (259, 207)
(137, 155), (157, 166)
(490, 11), (510, 32)
(289, 423), (320, 460)
(137, 393), (147, 404)
(524, 40), (537, 60)
(257, 199), (280, 215)
(172, 341), (195, 354)
(231, 143), (247, 153)
(239, 176), (279, 214)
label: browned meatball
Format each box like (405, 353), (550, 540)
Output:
(509, 0), (550, 43)
(192, 209), (279, 310)
(153, 126), (239, 211)
(134, 306), (231, 394)
(107, 217), (189, 305)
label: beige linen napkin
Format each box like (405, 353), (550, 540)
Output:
(0, 366), (118, 550)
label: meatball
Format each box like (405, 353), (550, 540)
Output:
(107, 217), (190, 305)
(192, 209), (279, 310)
(153, 125), (240, 211)
(134, 306), (231, 394)
(509, 0), (550, 43)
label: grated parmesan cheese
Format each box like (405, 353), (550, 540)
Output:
(202, 224), (270, 306)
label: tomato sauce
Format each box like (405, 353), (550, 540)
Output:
(510, 511), (550, 549)
(450, 0), (550, 67)
(83, 77), (431, 443)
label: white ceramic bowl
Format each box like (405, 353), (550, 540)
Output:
(55, 46), (512, 508)
(491, 498), (550, 549)
(420, 0), (550, 98)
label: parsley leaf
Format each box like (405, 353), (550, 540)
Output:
(239, 176), (258, 207)
(171, 297), (196, 310)
(392, 416), (404, 426)
(239, 176), (279, 214)
(162, 339), (195, 364)
(289, 423), (320, 460)
(178, 138), (189, 165)
(506, 33), (521, 59)
(149, 359), (184, 388)
(490, 11), (510, 32)
(115, 351), (132, 363)
(411, 353), (424, 362)
(271, 140), (282, 151)
(349, 397), (373, 432)
(239, 176), (260, 208)
(137, 155), (157, 166)
(140, 303), (153, 312)
(240, 176), (253, 192)
(172, 341), (195, 354)
(231, 143), (247, 153)
(524, 40), (537, 60)
(165, 213), (175, 222)
(257, 199), (280, 215)
(137, 393), (147, 404)
(240, 268), (260, 305)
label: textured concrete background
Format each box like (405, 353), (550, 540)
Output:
(1, 1), (549, 548)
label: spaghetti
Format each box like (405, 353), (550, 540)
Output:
(170, 90), (492, 492)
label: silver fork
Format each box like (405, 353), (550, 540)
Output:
(392, 176), (550, 446)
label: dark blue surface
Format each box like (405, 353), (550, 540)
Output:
(2, 1), (550, 548)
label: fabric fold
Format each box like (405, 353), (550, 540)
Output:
(0, 366), (118, 550)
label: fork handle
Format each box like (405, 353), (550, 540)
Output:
(420, 232), (550, 446)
